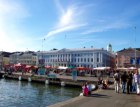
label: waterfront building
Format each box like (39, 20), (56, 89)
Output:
(116, 48), (140, 68)
(18, 51), (37, 66)
(9, 52), (23, 64)
(37, 45), (115, 68)
(9, 51), (37, 66)
(0, 52), (11, 70)
(0, 52), (3, 70)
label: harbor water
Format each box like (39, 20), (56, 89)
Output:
(0, 78), (81, 107)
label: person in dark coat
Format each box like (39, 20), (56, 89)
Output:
(121, 71), (128, 93)
(126, 71), (133, 94)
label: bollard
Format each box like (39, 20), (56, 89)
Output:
(61, 81), (65, 87)
(19, 76), (22, 81)
(45, 80), (49, 85)
(28, 77), (32, 82)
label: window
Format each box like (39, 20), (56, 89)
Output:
(81, 58), (83, 62)
(88, 58), (89, 62)
(91, 58), (93, 62)
(84, 58), (86, 62)
(97, 58), (99, 62)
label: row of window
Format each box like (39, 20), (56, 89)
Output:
(48, 64), (101, 68)
(43, 53), (97, 58)
(45, 57), (101, 63)
(19, 61), (36, 64)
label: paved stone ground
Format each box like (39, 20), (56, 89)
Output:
(48, 87), (140, 107)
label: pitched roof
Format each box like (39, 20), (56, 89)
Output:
(0, 52), (12, 57)
(117, 48), (140, 53)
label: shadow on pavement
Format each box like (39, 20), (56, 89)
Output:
(88, 93), (111, 98)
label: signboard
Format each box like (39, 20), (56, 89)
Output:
(137, 58), (140, 64)
(38, 67), (46, 75)
(130, 58), (140, 64)
(72, 69), (77, 81)
(138, 68), (140, 74)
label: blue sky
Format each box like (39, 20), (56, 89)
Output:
(0, 0), (140, 52)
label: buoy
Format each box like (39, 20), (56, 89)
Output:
(45, 80), (49, 85)
(28, 77), (31, 82)
(61, 81), (65, 87)
(19, 76), (22, 81)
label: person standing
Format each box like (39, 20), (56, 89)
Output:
(87, 82), (92, 95)
(126, 71), (133, 94)
(114, 70), (121, 93)
(121, 71), (128, 93)
(133, 70), (140, 95)
(83, 84), (89, 96)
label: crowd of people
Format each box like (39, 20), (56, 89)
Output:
(81, 69), (140, 97)
(114, 70), (140, 95)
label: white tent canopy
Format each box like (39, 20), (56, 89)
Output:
(129, 67), (137, 70)
(117, 67), (137, 70)
(93, 67), (110, 70)
(58, 66), (68, 70)
(117, 67), (128, 70)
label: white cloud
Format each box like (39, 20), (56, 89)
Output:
(82, 20), (130, 35)
(44, 1), (86, 39)
(59, 8), (73, 27)
(54, 0), (65, 14)
(45, 24), (87, 38)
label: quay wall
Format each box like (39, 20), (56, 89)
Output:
(1, 72), (98, 89)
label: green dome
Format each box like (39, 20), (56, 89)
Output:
(108, 44), (112, 47)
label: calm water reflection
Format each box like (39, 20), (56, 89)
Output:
(0, 78), (81, 107)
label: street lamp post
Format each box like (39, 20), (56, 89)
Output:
(42, 38), (45, 66)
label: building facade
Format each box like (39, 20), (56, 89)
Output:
(9, 52), (22, 64)
(0, 52), (3, 70)
(9, 51), (38, 66)
(116, 48), (140, 68)
(0, 52), (11, 70)
(37, 47), (115, 68)
(18, 51), (37, 66)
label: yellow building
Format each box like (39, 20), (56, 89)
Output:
(3, 57), (10, 65)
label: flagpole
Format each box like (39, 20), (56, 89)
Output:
(134, 26), (136, 68)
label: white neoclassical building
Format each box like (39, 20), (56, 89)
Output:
(37, 46), (115, 68)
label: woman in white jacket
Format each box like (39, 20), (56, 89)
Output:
(133, 70), (140, 95)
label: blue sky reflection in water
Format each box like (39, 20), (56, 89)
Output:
(0, 79), (81, 107)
